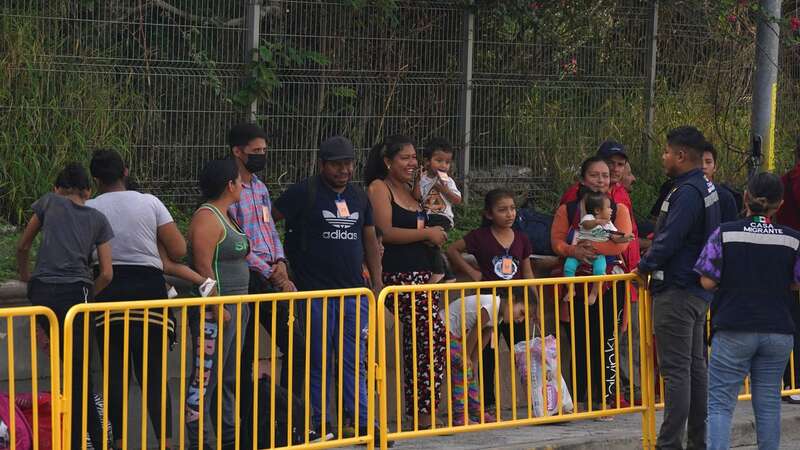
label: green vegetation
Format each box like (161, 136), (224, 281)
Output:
(0, 16), (143, 226)
(0, 232), (23, 282)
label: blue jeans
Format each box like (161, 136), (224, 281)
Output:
(306, 295), (370, 429)
(708, 331), (793, 450)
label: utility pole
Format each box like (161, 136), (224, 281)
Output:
(643, 0), (659, 161)
(750, 0), (781, 178)
(245, 1), (261, 122)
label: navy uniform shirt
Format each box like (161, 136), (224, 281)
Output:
(639, 168), (721, 301)
(716, 183), (739, 223)
(694, 217), (800, 334)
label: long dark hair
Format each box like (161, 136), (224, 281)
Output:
(481, 188), (516, 227)
(746, 171), (783, 216)
(364, 135), (415, 185)
(199, 159), (239, 201)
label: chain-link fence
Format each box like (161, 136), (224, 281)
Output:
(2, 0), (799, 218)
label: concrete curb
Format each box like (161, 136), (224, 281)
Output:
(0, 279), (27, 306)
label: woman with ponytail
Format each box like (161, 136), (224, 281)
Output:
(695, 172), (800, 450)
(366, 135), (448, 429)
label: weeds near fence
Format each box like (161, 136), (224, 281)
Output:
(0, 16), (144, 224)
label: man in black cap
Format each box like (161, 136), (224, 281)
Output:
(273, 135), (384, 440)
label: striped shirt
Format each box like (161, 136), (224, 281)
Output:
(228, 174), (285, 279)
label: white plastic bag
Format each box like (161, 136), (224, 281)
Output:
(514, 335), (574, 416)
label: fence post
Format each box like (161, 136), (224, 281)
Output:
(377, 291), (390, 450)
(639, 283), (657, 450)
(458, 4), (475, 204)
(245, 1), (261, 122)
(643, 0), (659, 160)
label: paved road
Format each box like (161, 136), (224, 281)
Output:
(340, 401), (800, 449)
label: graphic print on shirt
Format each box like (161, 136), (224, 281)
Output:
(491, 254), (519, 280)
(186, 318), (218, 423)
(742, 215), (784, 234)
(322, 210), (360, 240)
(423, 187), (447, 214)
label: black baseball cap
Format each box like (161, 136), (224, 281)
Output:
(319, 136), (355, 161)
(597, 140), (628, 161)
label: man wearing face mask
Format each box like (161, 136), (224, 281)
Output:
(227, 123), (304, 449)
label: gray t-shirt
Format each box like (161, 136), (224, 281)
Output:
(31, 193), (114, 284)
(86, 191), (174, 269)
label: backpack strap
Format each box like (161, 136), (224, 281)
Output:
(299, 175), (319, 253)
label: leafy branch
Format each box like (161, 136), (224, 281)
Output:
(229, 43), (331, 109)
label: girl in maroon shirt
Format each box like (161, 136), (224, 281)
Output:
(447, 188), (534, 412)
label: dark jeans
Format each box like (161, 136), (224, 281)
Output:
(653, 288), (709, 450)
(94, 265), (173, 444)
(240, 271), (307, 449)
(570, 285), (620, 406)
(28, 280), (105, 450)
(481, 321), (528, 409)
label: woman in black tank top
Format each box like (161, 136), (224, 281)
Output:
(365, 135), (448, 428)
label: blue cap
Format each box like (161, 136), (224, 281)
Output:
(319, 136), (355, 161)
(596, 140), (628, 161)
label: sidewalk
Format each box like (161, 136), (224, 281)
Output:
(368, 401), (800, 449)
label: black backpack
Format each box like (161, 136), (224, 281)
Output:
(513, 199), (555, 256)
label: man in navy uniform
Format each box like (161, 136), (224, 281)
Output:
(637, 126), (721, 450)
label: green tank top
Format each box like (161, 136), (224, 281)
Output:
(190, 204), (250, 296)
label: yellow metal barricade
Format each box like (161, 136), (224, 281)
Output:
(377, 274), (656, 450)
(0, 306), (62, 450)
(62, 288), (377, 450)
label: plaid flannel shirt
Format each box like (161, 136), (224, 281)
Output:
(228, 174), (285, 279)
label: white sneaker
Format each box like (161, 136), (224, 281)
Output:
(784, 393), (800, 404)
